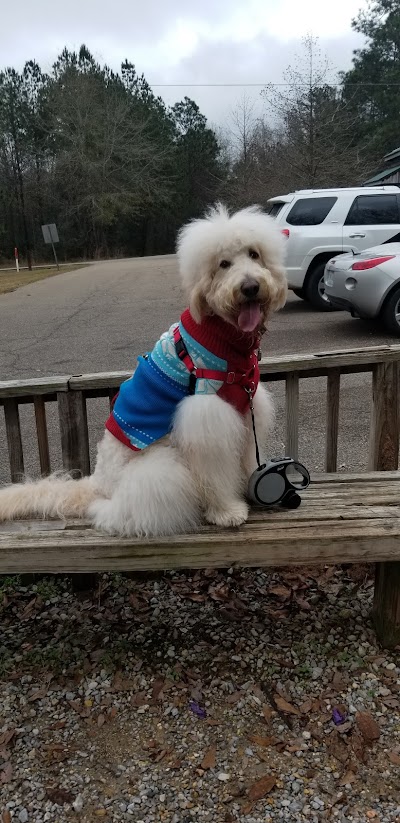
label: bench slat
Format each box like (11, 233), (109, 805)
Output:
(1, 518), (399, 573)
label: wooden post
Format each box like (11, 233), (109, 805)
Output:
(369, 362), (400, 647)
(57, 389), (94, 590)
(3, 398), (24, 482)
(325, 369), (340, 472)
(285, 373), (299, 460)
(34, 396), (51, 475)
(57, 390), (90, 476)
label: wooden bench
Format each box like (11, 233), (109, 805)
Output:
(1, 346), (400, 646)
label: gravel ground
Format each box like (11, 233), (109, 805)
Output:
(1, 566), (400, 823)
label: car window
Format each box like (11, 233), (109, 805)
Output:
(286, 197), (337, 226)
(266, 202), (285, 218)
(345, 194), (400, 226)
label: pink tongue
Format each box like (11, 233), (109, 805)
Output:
(238, 302), (261, 332)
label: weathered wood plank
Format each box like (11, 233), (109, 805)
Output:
(369, 362), (399, 471)
(57, 390), (90, 476)
(0, 375), (69, 399)
(367, 361), (400, 647)
(3, 398), (24, 482)
(1, 517), (400, 573)
(33, 396), (51, 475)
(325, 369), (340, 472)
(285, 372), (299, 459)
(2, 345), (400, 401)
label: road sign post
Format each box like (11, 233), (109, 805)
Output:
(14, 247), (19, 272)
(41, 223), (60, 270)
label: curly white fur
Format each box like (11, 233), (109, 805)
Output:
(0, 204), (287, 537)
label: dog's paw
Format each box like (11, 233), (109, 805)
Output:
(205, 500), (249, 528)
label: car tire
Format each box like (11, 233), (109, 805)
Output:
(292, 288), (305, 299)
(305, 262), (336, 311)
(381, 287), (400, 336)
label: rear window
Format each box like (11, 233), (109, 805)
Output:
(286, 197), (337, 226)
(345, 194), (400, 226)
(266, 202), (285, 218)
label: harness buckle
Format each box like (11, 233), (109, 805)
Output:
(175, 337), (186, 360)
(226, 371), (236, 384)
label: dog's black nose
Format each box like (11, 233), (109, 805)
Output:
(241, 278), (260, 299)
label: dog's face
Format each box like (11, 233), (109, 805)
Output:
(177, 204), (288, 333)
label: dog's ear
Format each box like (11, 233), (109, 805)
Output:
(189, 283), (209, 323)
(270, 275), (288, 313)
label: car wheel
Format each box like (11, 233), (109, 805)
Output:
(381, 287), (400, 336)
(292, 288), (305, 299)
(305, 263), (336, 311)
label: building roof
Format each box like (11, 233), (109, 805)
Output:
(384, 146), (400, 163)
(363, 164), (400, 185)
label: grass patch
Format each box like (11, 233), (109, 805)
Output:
(0, 264), (89, 295)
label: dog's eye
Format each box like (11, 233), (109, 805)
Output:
(249, 249), (259, 260)
(220, 260), (231, 269)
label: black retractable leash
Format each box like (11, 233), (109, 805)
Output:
(246, 388), (310, 509)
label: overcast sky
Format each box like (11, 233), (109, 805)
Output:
(2, 0), (367, 125)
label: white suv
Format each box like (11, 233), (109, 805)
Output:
(267, 186), (400, 310)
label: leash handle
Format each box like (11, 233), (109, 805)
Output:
(246, 388), (262, 469)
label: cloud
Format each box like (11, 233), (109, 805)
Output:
(1, 0), (367, 123)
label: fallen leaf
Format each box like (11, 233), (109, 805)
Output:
(46, 786), (74, 804)
(248, 735), (278, 748)
(339, 770), (357, 786)
(295, 596), (312, 611)
(327, 734), (349, 764)
(299, 699), (313, 714)
(351, 728), (367, 764)
(205, 718), (219, 727)
(97, 714), (106, 728)
(0, 730), (15, 748)
(269, 585), (291, 599)
(0, 762), (12, 784)
(2, 811), (11, 823)
(131, 692), (147, 708)
(241, 802), (253, 815)
(389, 751), (400, 766)
(68, 700), (90, 718)
(274, 695), (300, 716)
(28, 684), (49, 702)
(332, 671), (345, 691)
(247, 774), (276, 801)
(262, 705), (273, 722)
(208, 583), (230, 601)
(226, 691), (243, 705)
(355, 711), (380, 742)
(151, 678), (165, 702)
(201, 745), (216, 770)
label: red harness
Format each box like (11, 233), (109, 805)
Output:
(173, 325), (259, 398)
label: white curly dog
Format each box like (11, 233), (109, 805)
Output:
(0, 205), (287, 536)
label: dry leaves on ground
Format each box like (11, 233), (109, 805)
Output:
(274, 695), (300, 716)
(201, 745), (217, 770)
(247, 774), (276, 801)
(355, 711), (381, 742)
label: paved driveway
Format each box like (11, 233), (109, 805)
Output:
(0, 256), (398, 482)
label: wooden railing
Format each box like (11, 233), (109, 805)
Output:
(1, 345), (400, 482)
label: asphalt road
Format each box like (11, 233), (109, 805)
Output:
(0, 256), (398, 483)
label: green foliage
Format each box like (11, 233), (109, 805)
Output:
(342, 0), (400, 159)
(0, 46), (225, 261)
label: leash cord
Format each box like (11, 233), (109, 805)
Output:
(246, 390), (262, 469)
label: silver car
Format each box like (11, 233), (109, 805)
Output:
(324, 243), (400, 335)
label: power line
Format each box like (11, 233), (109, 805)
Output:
(150, 82), (400, 88)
